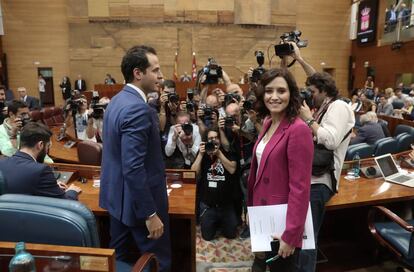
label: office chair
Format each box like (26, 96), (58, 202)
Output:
(52, 107), (65, 124)
(368, 206), (414, 270)
(77, 140), (103, 166)
(374, 137), (398, 156)
(0, 194), (100, 247)
(395, 133), (414, 152)
(345, 143), (374, 161)
(394, 125), (414, 139)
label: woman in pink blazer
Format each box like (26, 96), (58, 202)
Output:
(248, 68), (313, 272)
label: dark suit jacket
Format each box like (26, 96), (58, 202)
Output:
(23, 95), (40, 110)
(74, 79), (86, 92)
(350, 121), (385, 146)
(0, 151), (78, 199)
(100, 85), (168, 226)
(247, 117), (313, 248)
(59, 81), (72, 100)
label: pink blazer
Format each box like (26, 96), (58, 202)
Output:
(247, 116), (313, 248)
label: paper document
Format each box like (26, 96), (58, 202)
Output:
(247, 203), (315, 252)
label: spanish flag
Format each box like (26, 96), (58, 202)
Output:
(191, 52), (197, 81)
(173, 52), (178, 81)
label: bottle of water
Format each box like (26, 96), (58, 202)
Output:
(352, 152), (361, 178)
(9, 242), (36, 272)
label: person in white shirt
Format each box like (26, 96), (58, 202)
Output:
(38, 75), (46, 107)
(165, 111), (201, 168)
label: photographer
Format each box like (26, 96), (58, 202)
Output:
(0, 100), (54, 163)
(64, 95), (97, 142)
(191, 128), (238, 241)
(197, 94), (220, 136)
(288, 44), (355, 271)
(165, 112), (201, 169)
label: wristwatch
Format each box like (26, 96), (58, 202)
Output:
(305, 119), (316, 127)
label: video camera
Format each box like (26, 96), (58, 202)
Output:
(203, 58), (223, 84)
(251, 51), (266, 83)
(299, 88), (314, 109)
(90, 92), (107, 119)
(274, 30), (308, 58)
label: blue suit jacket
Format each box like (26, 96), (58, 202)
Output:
(0, 151), (77, 199)
(350, 121), (385, 146)
(99, 85), (167, 226)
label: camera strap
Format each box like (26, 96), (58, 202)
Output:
(287, 59), (297, 68)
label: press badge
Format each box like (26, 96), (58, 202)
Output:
(208, 181), (217, 188)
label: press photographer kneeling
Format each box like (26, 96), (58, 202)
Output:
(191, 129), (238, 241)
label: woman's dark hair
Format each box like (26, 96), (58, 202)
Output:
(306, 72), (339, 98)
(202, 128), (219, 142)
(255, 68), (301, 122)
(121, 45), (157, 83)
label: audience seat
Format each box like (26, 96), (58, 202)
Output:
(0, 194), (100, 247)
(368, 206), (414, 270)
(42, 107), (56, 127)
(395, 133), (414, 153)
(394, 125), (414, 139)
(374, 137), (398, 156)
(77, 140), (102, 166)
(52, 107), (65, 124)
(392, 101), (404, 110)
(29, 110), (43, 123)
(345, 143), (374, 161)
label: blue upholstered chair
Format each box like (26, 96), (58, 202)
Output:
(0, 194), (100, 247)
(374, 137), (398, 156)
(368, 206), (414, 270)
(394, 125), (414, 139)
(396, 133), (414, 153)
(345, 143), (374, 161)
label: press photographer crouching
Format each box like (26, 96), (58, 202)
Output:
(191, 128), (238, 241)
(64, 95), (97, 142)
(165, 112), (201, 169)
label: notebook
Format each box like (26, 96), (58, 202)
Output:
(374, 154), (414, 187)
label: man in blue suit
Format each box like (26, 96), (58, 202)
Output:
(99, 45), (170, 271)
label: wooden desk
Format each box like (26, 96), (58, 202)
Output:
(0, 242), (115, 272)
(378, 115), (414, 135)
(327, 176), (414, 210)
(51, 163), (196, 272)
(49, 127), (79, 164)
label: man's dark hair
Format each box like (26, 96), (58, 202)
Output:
(306, 72), (339, 98)
(255, 68), (301, 122)
(377, 94), (385, 99)
(163, 80), (176, 89)
(121, 45), (157, 83)
(20, 122), (52, 148)
(0, 85), (6, 92)
(8, 100), (28, 115)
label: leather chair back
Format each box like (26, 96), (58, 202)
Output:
(42, 107), (56, 127)
(53, 107), (65, 124)
(396, 133), (414, 152)
(0, 194), (100, 247)
(394, 124), (414, 138)
(345, 143), (374, 161)
(374, 137), (398, 156)
(77, 140), (102, 166)
(29, 110), (43, 122)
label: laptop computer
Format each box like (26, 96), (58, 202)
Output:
(374, 153), (414, 187)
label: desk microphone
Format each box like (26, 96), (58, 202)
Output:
(360, 165), (382, 179)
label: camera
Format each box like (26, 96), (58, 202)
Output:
(205, 140), (217, 153)
(224, 93), (241, 105)
(168, 93), (180, 104)
(274, 30), (308, 57)
(181, 123), (193, 136)
(91, 104), (107, 119)
(203, 58), (223, 84)
(224, 116), (235, 127)
(243, 100), (254, 111)
(21, 114), (32, 127)
(299, 88), (314, 109)
(186, 101), (195, 112)
(203, 107), (213, 119)
(187, 89), (194, 101)
(251, 51), (266, 83)
(66, 98), (83, 113)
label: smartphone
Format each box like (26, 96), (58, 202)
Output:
(270, 240), (280, 253)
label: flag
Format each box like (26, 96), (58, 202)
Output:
(173, 52), (178, 81)
(191, 52), (197, 81)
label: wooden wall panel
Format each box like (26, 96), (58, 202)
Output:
(351, 40), (414, 90)
(2, 0), (70, 106)
(88, 0), (110, 17)
(234, 0), (271, 25)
